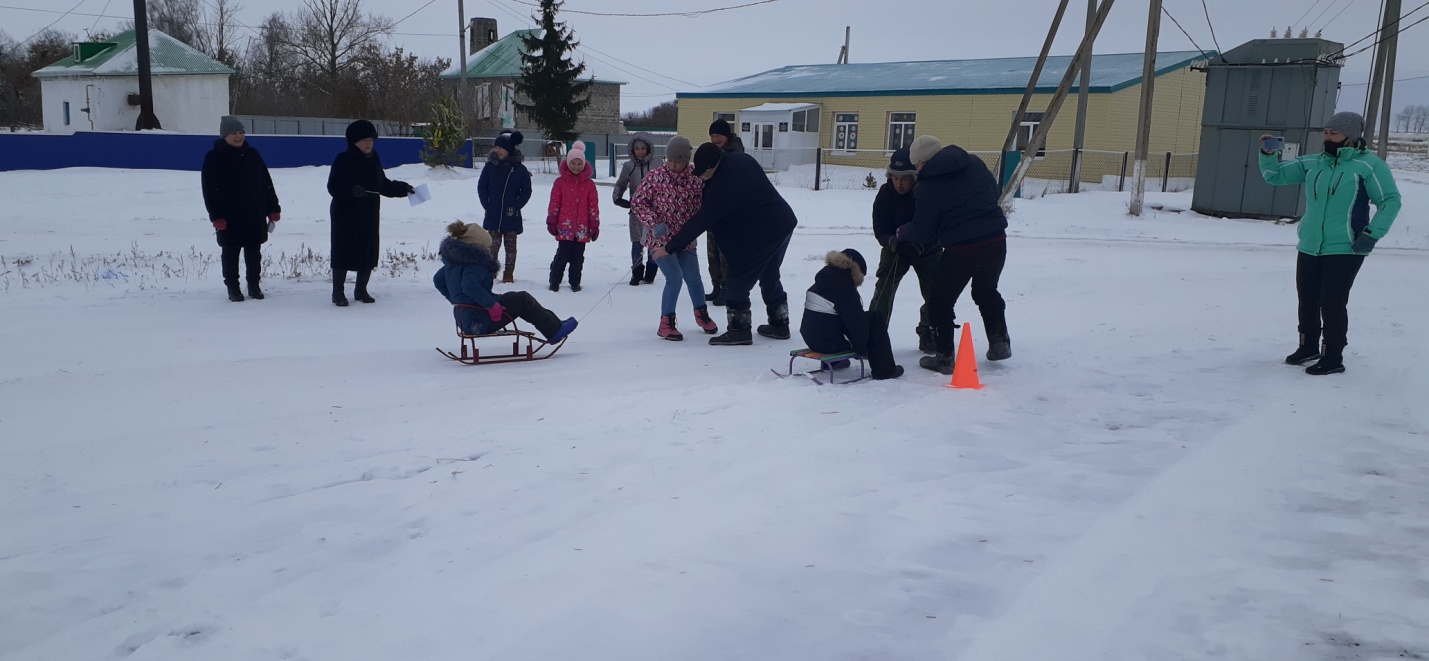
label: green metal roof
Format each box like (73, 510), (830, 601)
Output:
(678, 51), (1212, 99)
(32, 30), (234, 78)
(440, 29), (624, 84)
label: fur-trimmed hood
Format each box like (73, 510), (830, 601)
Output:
(439, 236), (500, 272)
(823, 249), (866, 287)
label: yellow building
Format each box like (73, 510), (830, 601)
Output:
(676, 51), (1212, 188)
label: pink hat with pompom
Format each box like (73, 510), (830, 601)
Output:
(566, 142), (587, 165)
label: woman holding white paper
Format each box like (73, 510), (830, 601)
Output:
(326, 120), (413, 306)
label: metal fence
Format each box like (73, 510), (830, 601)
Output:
(805, 148), (1197, 196)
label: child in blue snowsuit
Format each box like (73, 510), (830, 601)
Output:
(434, 221), (577, 342)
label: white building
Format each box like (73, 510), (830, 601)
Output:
(31, 30), (233, 135)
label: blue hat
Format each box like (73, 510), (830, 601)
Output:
(887, 148), (916, 177)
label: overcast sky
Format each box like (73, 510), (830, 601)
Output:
(5, 0), (1429, 116)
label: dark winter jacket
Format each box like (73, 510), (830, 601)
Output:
(901, 145), (1008, 249)
(478, 150), (533, 234)
(201, 139), (281, 248)
(433, 237), (503, 335)
(872, 181), (916, 248)
(800, 251), (871, 355)
(663, 151), (797, 274)
(326, 145), (412, 271)
(720, 135), (746, 154)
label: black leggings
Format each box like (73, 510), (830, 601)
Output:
(1296, 252), (1366, 349)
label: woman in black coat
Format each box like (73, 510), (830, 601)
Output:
(202, 116), (281, 302)
(326, 119), (413, 306)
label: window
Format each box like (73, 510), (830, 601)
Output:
(778, 122), (789, 132)
(713, 112), (735, 123)
(1016, 111), (1046, 158)
(791, 108), (820, 133)
(833, 113), (859, 151)
(888, 112), (916, 150)
(63, 101), (70, 126)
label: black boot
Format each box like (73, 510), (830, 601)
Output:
(247, 282), (265, 300)
(354, 269), (375, 303)
(549, 266), (562, 292)
(707, 280), (726, 306)
(1305, 343), (1345, 375)
(642, 261), (658, 284)
(226, 283), (245, 302)
(756, 302), (791, 340)
(710, 305), (753, 346)
(917, 325), (936, 355)
(1285, 333), (1322, 365)
(332, 269), (349, 306)
(985, 324), (1011, 362)
(919, 353), (954, 375)
(629, 264), (643, 286)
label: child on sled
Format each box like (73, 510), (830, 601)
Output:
(435, 221), (578, 342)
(798, 248), (903, 380)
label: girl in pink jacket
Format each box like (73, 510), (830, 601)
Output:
(546, 143), (600, 291)
(631, 136), (717, 340)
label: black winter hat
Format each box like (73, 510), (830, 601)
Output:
(841, 249), (867, 277)
(887, 148), (916, 177)
(709, 119), (734, 138)
(345, 119), (378, 144)
(692, 142), (723, 176)
(494, 130), (523, 152)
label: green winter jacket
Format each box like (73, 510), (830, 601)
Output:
(1259, 147), (1401, 256)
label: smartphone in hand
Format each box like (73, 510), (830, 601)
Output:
(1261, 136), (1285, 152)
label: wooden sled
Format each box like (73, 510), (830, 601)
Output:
(772, 348), (868, 385)
(436, 311), (566, 365)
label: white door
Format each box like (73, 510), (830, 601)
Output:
(750, 123), (776, 169)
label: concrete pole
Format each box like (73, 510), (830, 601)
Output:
(1070, 0), (1096, 193)
(1376, 0), (1402, 158)
(998, 0), (1072, 174)
(132, 0), (161, 130)
(458, 1), (471, 128)
(1128, 0), (1162, 217)
(1362, 0), (1396, 147)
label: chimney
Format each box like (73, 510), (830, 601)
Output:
(470, 18), (499, 55)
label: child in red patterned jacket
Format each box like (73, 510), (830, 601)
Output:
(546, 143), (600, 291)
(631, 136), (717, 340)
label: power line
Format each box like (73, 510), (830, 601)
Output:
(1161, 5), (1215, 62)
(1199, 0), (1226, 59)
(87, 0), (113, 35)
(1314, 0), (1362, 31)
(1342, 73), (1429, 84)
(1340, 4), (1429, 58)
(506, 0), (778, 18)
(392, 0), (440, 28)
(1330, 0), (1429, 56)
(577, 42), (703, 88)
(1293, 0), (1330, 28)
(1307, 0), (1349, 29)
(17, 0), (91, 46)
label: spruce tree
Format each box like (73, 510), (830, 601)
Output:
(516, 0), (592, 143)
(420, 96), (468, 168)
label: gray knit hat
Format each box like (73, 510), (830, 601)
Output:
(1325, 112), (1364, 143)
(909, 135), (942, 165)
(219, 115), (245, 137)
(665, 136), (693, 163)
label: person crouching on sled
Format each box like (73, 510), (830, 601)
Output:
(799, 248), (904, 380)
(435, 221), (578, 343)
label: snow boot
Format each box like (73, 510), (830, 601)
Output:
(502, 268), (515, 284)
(227, 283), (245, 302)
(629, 265), (643, 286)
(756, 302), (791, 340)
(247, 282), (265, 300)
(1284, 334), (1322, 366)
(353, 269), (375, 303)
(917, 324), (936, 355)
(1305, 343), (1345, 375)
(642, 261), (658, 284)
(710, 306), (753, 346)
(658, 313), (683, 341)
(985, 326), (1011, 361)
(707, 280), (726, 306)
(919, 353), (954, 375)
(873, 365), (905, 380)
(570, 283), (582, 292)
(692, 306), (719, 334)
(548, 317), (579, 343)
(332, 269), (348, 306)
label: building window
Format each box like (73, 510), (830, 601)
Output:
(833, 113), (859, 151)
(888, 112), (916, 150)
(63, 102), (70, 126)
(791, 108), (820, 133)
(1016, 111), (1046, 157)
(713, 112), (735, 123)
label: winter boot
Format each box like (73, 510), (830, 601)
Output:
(1305, 343), (1345, 375)
(985, 327), (1012, 361)
(630, 264), (643, 286)
(353, 269), (375, 303)
(756, 302), (791, 340)
(548, 317), (579, 343)
(570, 283), (582, 292)
(332, 269), (348, 306)
(658, 313), (684, 341)
(919, 353), (954, 375)
(707, 280), (726, 306)
(917, 325), (936, 355)
(502, 268), (515, 284)
(642, 261), (658, 284)
(227, 283), (245, 302)
(710, 306), (753, 346)
(247, 282), (265, 300)
(548, 266), (562, 292)
(873, 365), (906, 380)
(1284, 334), (1322, 365)
(692, 306), (719, 334)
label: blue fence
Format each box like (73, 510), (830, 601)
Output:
(0, 131), (472, 172)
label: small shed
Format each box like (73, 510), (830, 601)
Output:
(737, 103), (821, 169)
(31, 30), (233, 135)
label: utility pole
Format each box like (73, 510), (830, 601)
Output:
(998, 0), (1071, 177)
(999, 0), (1117, 210)
(132, 0), (161, 130)
(837, 27), (850, 64)
(1070, 0), (1096, 193)
(1376, 0), (1402, 158)
(1128, 0), (1162, 217)
(457, 1), (471, 129)
(1362, 0), (1395, 149)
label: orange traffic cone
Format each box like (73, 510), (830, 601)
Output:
(947, 322), (984, 390)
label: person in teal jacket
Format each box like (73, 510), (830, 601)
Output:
(1259, 111), (1402, 375)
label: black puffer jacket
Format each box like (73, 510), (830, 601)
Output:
(326, 146), (411, 271)
(871, 181), (916, 248)
(201, 139), (280, 248)
(799, 250), (870, 355)
(901, 145), (1007, 249)
(663, 151), (796, 274)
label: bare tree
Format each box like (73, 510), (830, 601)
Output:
(1395, 105), (1414, 133)
(148, 0), (205, 48)
(281, 0), (392, 89)
(1415, 104), (1429, 134)
(0, 28), (77, 129)
(621, 99), (677, 128)
(357, 45), (451, 131)
(202, 0), (244, 65)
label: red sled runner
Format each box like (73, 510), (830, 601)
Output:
(773, 348), (868, 385)
(436, 306), (566, 365)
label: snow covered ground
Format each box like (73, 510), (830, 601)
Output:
(2, 162), (1428, 661)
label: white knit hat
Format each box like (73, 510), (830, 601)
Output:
(909, 135), (942, 165)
